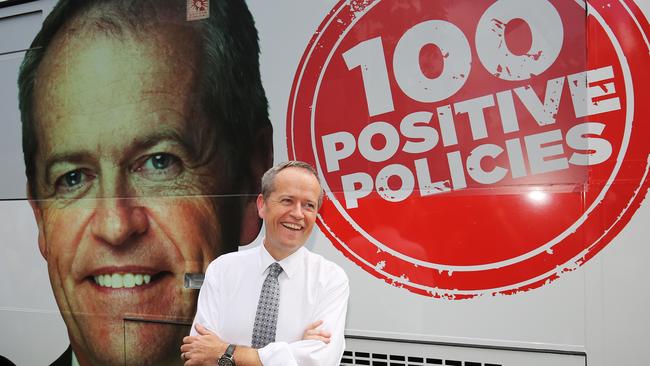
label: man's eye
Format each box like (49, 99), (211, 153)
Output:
(135, 153), (183, 181)
(303, 202), (317, 212)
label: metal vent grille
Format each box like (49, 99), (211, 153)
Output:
(340, 336), (586, 366)
(340, 350), (501, 366)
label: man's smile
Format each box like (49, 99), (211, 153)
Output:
(281, 222), (303, 231)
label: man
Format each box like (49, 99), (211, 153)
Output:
(182, 161), (350, 366)
(17, 1), (272, 365)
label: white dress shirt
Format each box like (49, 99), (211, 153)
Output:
(191, 244), (349, 366)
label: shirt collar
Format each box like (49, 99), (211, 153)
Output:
(258, 241), (305, 279)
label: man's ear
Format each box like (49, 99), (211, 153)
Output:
(28, 192), (47, 259)
(256, 194), (265, 218)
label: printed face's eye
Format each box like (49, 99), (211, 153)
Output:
(134, 153), (183, 181)
(54, 169), (93, 194)
(150, 154), (173, 170)
(64, 171), (82, 187)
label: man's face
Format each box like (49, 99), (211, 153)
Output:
(31, 25), (225, 365)
(257, 167), (321, 259)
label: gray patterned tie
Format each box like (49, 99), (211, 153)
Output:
(251, 262), (283, 348)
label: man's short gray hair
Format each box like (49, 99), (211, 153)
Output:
(261, 161), (323, 208)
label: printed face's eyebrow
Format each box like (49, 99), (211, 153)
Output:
(126, 130), (195, 157)
(44, 151), (96, 184)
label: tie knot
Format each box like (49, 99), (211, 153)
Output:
(268, 262), (283, 278)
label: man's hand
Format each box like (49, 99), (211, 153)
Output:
(302, 320), (331, 344)
(181, 324), (227, 365)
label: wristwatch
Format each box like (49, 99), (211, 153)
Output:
(218, 344), (236, 366)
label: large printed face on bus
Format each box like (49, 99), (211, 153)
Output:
(28, 25), (226, 366)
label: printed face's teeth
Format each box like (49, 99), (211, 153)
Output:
(93, 273), (153, 288)
(282, 223), (301, 230)
(111, 273), (123, 288)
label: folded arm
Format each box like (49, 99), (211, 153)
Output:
(257, 272), (350, 366)
(182, 319), (338, 366)
(184, 260), (350, 366)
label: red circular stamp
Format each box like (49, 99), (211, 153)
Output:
(288, 0), (650, 298)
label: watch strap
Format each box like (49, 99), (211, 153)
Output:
(224, 344), (236, 358)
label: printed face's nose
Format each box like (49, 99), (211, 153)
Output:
(90, 196), (149, 246)
(89, 174), (149, 246)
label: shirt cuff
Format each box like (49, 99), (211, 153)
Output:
(257, 342), (296, 366)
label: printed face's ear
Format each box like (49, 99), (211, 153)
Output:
(238, 123), (272, 246)
(28, 191), (47, 259)
(238, 198), (262, 246)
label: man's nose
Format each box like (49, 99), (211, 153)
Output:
(290, 202), (305, 219)
(90, 186), (148, 246)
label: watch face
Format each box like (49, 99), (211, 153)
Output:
(218, 357), (234, 366)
